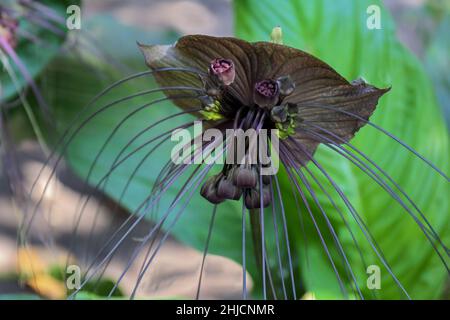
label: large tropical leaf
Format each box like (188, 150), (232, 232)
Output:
(235, 0), (449, 299)
(39, 16), (282, 297)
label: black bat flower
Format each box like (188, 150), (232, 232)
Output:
(22, 34), (448, 300)
(138, 35), (389, 209)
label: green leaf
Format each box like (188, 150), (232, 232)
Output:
(235, 0), (449, 299)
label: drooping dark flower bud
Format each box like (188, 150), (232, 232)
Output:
(232, 165), (258, 188)
(286, 102), (298, 115)
(216, 175), (242, 200)
(244, 189), (259, 209)
(209, 58), (235, 86)
(351, 77), (368, 87)
(270, 105), (288, 123)
(200, 175), (224, 204)
(254, 79), (280, 108)
(276, 75), (295, 96)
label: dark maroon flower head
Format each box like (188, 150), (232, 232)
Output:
(254, 79), (280, 108)
(209, 58), (235, 86)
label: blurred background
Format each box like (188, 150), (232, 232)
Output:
(0, 0), (448, 299)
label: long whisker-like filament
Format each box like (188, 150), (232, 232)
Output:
(285, 137), (381, 298)
(263, 243), (278, 299)
(128, 136), (230, 298)
(279, 143), (348, 298)
(24, 12), (65, 36)
(83, 157), (188, 292)
(21, 0), (66, 25)
(73, 110), (202, 272)
(109, 165), (203, 298)
(85, 112), (197, 250)
(300, 161), (376, 298)
(26, 67), (206, 205)
(63, 100), (202, 263)
(259, 173), (267, 300)
(70, 121), (198, 278)
(129, 164), (211, 299)
(68, 161), (198, 298)
(0, 51), (48, 150)
(69, 127), (225, 298)
(0, 36), (52, 119)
